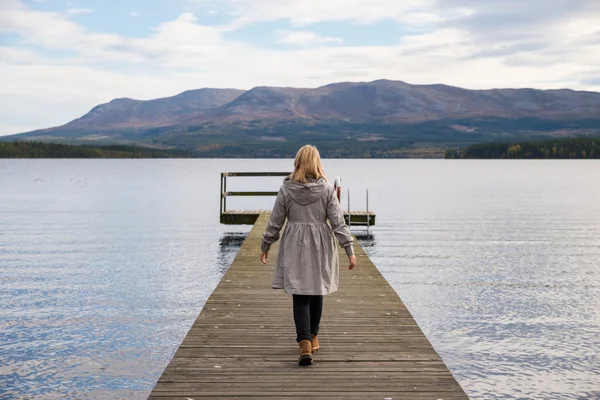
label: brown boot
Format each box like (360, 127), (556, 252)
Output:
(310, 335), (319, 353)
(298, 340), (313, 366)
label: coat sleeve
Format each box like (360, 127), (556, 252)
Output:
(326, 187), (355, 256)
(260, 186), (287, 253)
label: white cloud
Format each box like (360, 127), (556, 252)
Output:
(0, 46), (42, 64)
(66, 8), (95, 15)
(276, 31), (343, 47)
(124, 13), (232, 64)
(192, 0), (436, 26)
(0, 4), (226, 64)
(129, 11), (145, 18)
(0, 2), (122, 58)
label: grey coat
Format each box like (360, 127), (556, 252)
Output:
(260, 178), (354, 295)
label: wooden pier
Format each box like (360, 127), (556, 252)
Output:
(149, 214), (469, 399)
(219, 172), (375, 226)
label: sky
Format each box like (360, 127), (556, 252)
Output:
(1, 0), (600, 136)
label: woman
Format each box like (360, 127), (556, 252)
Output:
(260, 145), (357, 366)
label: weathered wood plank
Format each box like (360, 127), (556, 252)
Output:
(224, 172), (291, 177)
(221, 210), (376, 225)
(150, 393), (469, 400)
(149, 214), (468, 399)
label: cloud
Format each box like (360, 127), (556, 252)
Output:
(0, 46), (42, 64)
(193, 0), (435, 26)
(123, 13), (233, 65)
(0, 3), (226, 65)
(435, 0), (600, 54)
(276, 31), (343, 47)
(582, 76), (600, 87)
(0, 2), (122, 59)
(129, 11), (145, 18)
(66, 8), (95, 15)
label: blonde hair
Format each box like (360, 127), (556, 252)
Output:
(290, 145), (327, 183)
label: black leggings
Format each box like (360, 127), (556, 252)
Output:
(292, 294), (323, 342)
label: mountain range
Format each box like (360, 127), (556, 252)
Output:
(5, 80), (600, 158)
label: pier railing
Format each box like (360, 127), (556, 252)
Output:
(220, 172), (290, 224)
(219, 172), (375, 226)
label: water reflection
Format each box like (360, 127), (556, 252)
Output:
(354, 231), (376, 248)
(218, 233), (247, 274)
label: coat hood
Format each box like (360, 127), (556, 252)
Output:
(283, 177), (329, 205)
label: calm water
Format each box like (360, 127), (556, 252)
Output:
(0, 159), (599, 399)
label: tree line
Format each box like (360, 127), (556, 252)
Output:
(0, 141), (192, 158)
(445, 137), (600, 159)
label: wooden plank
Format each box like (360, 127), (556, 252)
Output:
(223, 211), (376, 216)
(149, 214), (468, 399)
(221, 210), (376, 226)
(224, 191), (279, 197)
(224, 172), (291, 177)
(150, 394), (468, 400)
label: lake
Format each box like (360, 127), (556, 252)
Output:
(1, 159), (599, 399)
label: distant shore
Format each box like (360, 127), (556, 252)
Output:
(0, 141), (193, 159)
(6, 138), (600, 159)
(445, 137), (600, 159)
(0, 140), (444, 159)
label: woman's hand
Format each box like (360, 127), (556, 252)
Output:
(348, 255), (357, 270)
(260, 251), (269, 265)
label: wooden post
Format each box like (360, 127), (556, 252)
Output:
(223, 174), (227, 212)
(347, 188), (351, 228)
(366, 188), (370, 237)
(220, 173), (224, 216)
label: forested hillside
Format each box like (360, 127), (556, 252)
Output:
(445, 137), (600, 159)
(0, 141), (192, 158)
